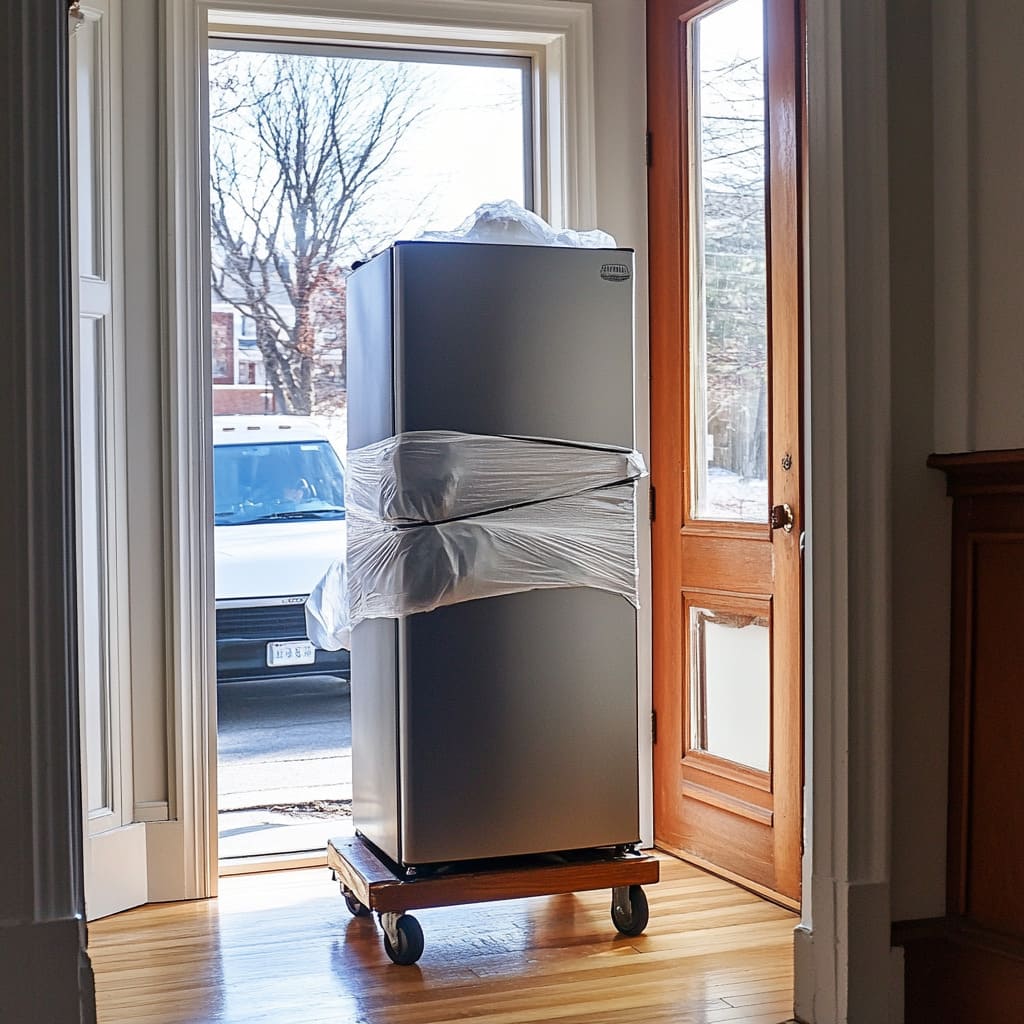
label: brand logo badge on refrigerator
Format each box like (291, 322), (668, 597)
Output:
(600, 263), (631, 282)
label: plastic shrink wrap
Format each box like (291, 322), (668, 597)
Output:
(347, 431), (645, 524)
(305, 432), (646, 652)
(417, 199), (616, 249)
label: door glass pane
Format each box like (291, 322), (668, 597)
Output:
(690, 0), (769, 522)
(78, 316), (111, 815)
(689, 606), (770, 772)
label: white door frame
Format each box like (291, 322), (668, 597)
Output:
(798, 0), (900, 1019)
(159, 0), (609, 898)
(160, 0), (219, 900)
(160, 0), (901, 1018)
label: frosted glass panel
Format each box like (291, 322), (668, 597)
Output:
(689, 606), (770, 772)
(689, 0), (769, 522)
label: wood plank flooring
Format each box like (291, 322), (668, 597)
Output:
(89, 853), (796, 1024)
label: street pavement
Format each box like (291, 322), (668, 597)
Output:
(217, 673), (354, 858)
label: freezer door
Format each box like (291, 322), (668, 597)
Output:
(399, 587), (640, 865)
(392, 242), (635, 448)
(350, 618), (401, 863)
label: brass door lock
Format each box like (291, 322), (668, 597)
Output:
(770, 503), (795, 533)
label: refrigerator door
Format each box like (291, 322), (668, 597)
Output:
(400, 588), (638, 864)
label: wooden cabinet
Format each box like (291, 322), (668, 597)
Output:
(899, 450), (1024, 1022)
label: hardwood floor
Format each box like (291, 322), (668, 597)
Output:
(89, 853), (796, 1024)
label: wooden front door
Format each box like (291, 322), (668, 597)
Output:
(648, 0), (803, 904)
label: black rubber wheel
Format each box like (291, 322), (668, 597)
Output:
(342, 888), (370, 917)
(382, 914), (425, 966)
(611, 885), (650, 937)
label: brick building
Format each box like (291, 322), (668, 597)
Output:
(211, 306), (278, 414)
(210, 275), (347, 415)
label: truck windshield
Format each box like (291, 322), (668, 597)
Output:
(214, 440), (346, 525)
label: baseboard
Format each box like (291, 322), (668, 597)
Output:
(143, 818), (216, 902)
(0, 916), (94, 1024)
(794, 880), (904, 1022)
(85, 822), (148, 921)
(792, 924), (816, 1023)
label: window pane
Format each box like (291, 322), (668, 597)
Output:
(207, 43), (534, 860)
(690, 0), (769, 522)
(208, 45), (532, 419)
(370, 58), (531, 234)
(689, 606), (770, 772)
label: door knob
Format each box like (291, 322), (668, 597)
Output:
(770, 503), (795, 533)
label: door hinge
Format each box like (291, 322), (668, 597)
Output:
(645, 131), (652, 168)
(651, 709), (658, 744)
(800, 784), (806, 856)
(649, 483), (656, 522)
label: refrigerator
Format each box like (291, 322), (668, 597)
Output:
(347, 240), (639, 870)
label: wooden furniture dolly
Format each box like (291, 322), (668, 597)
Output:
(327, 835), (660, 965)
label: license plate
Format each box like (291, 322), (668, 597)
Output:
(266, 640), (316, 667)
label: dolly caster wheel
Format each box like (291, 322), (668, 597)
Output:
(341, 886), (370, 917)
(611, 885), (649, 936)
(380, 912), (424, 965)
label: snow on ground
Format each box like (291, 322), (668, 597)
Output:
(700, 465), (769, 522)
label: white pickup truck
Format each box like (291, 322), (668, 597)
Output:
(213, 415), (349, 683)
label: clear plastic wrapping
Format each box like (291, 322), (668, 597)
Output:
(346, 431), (646, 524)
(417, 200), (617, 249)
(305, 432), (646, 652)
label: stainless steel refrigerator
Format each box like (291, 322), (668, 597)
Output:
(347, 240), (639, 869)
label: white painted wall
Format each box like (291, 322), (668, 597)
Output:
(887, 0), (951, 924)
(971, 0), (1024, 451)
(930, 0), (1024, 457)
(889, 0), (1024, 925)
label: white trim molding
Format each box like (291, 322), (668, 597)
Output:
(161, 0), (218, 900)
(161, 0), (599, 894)
(800, 0), (899, 1020)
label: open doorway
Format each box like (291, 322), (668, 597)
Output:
(206, 37), (536, 864)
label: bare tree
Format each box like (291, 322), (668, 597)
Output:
(209, 50), (425, 414)
(697, 48), (770, 484)
(308, 265), (348, 415)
